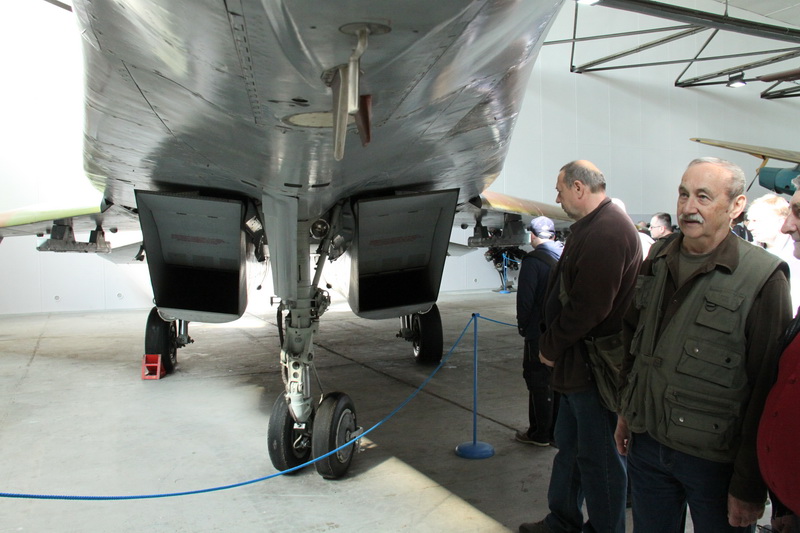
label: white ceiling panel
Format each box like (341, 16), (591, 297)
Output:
(710, 0), (800, 27)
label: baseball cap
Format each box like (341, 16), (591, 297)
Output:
(529, 216), (555, 239)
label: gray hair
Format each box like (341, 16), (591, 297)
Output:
(687, 157), (745, 200)
(792, 176), (800, 191)
(560, 161), (606, 193)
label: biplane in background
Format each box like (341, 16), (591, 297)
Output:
(692, 138), (800, 195)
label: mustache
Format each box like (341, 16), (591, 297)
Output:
(680, 213), (704, 224)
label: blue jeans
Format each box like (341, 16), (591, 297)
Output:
(628, 431), (755, 533)
(544, 388), (627, 533)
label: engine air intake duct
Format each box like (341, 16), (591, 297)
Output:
(136, 191), (247, 323)
(347, 189), (458, 319)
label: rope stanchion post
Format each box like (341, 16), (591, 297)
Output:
(454, 313), (495, 459)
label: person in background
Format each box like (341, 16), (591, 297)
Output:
(519, 161), (641, 533)
(746, 193), (800, 311)
(649, 212), (674, 240)
(732, 211), (754, 242)
(616, 157), (791, 532)
(516, 216), (563, 447)
(758, 178), (800, 533)
(612, 197), (653, 259)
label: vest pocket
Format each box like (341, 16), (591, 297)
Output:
(664, 385), (738, 451)
(695, 289), (744, 333)
(677, 338), (742, 388)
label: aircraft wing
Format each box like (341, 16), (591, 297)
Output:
(691, 138), (800, 165)
(454, 190), (569, 249)
(480, 190), (570, 222)
(0, 200), (141, 255)
(0, 202), (102, 238)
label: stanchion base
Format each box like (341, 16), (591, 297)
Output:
(455, 441), (495, 459)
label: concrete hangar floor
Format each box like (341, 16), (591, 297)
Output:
(3, 289), (767, 532)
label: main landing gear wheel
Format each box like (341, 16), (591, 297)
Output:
(267, 394), (311, 473)
(412, 304), (443, 366)
(312, 392), (357, 479)
(144, 307), (178, 374)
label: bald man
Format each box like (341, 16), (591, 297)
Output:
(520, 160), (642, 533)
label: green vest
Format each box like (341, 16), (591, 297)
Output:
(621, 239), (783, 462)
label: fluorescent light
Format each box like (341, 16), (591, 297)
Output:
(577, 0), (601, 4)
(727, 72), (746, 88)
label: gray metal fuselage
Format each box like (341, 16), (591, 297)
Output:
(72, 0), (564, 318)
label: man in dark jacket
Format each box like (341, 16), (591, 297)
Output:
(520, 160), (641, 533)
(516, 216), (563, 447)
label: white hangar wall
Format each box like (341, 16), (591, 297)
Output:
(498, 0), (800, 224)
(1, 1), (798, 314)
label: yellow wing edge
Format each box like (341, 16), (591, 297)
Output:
(691, 138), (800, 165)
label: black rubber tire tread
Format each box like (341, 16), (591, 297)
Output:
(312, 392), (357, 479)
(144, 307), (177, 373)
(413, 304), (443, 366)
(267, 394), (310, 474)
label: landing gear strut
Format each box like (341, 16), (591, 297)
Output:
(265, 213), (362, 479)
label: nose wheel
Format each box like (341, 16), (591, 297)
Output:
(312, 392), (358, 479)
(267, 394), (312, 473)
(267, 392), (360, 479)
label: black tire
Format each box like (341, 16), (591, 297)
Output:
(312, 392), (357, 479)
(144, 307), (177, 373)
(412, 304), (443, 365)
(267, 394), (311, 473)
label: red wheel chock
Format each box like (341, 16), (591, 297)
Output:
(141, 353), (165, 380)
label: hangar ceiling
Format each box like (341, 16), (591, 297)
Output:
(555, 0), (800, 98)
(712, 0), (800, 27)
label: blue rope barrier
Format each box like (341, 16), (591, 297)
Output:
(475, 315), (516, 328)
(0, 314), (479, 501)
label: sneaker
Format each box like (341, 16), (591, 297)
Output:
(515, 429), (550, 447)
(519, 520), (552, 533)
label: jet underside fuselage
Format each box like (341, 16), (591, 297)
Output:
(71, 0), (563, 320)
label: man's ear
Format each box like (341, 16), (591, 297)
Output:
(730, 194), (747, 220)
(573, 180), (585, 198)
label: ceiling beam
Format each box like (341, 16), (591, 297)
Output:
(594, 0), (800, 44)
(572, 26), (706, 73)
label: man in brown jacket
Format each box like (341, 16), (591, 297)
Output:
(520, 160), (641, 533)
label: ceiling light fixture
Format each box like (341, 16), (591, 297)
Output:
(727, 72), (746, 88)
(576, 0), (601, 5)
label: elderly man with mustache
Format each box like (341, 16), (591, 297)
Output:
(615, 157), (792, 533)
